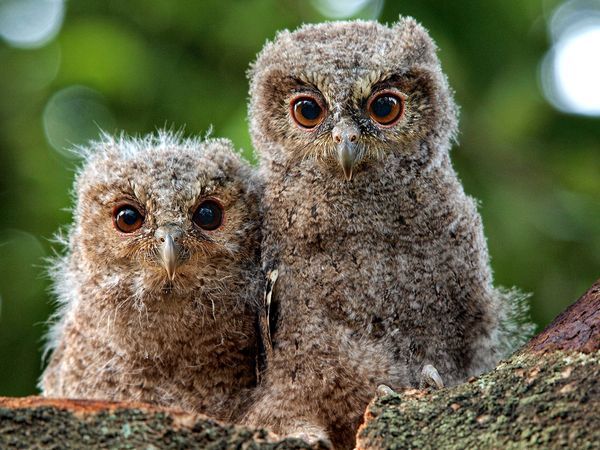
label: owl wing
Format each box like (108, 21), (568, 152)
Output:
(495, 287), (535, 356)
(256, 268), (278, 381)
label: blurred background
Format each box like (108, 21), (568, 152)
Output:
(0, 0), (598, 396)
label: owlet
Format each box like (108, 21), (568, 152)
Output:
(243, 18), (532, 448)
(41, 131), (262, 423)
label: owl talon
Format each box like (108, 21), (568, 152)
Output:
(376, 384), (397, 397)
(287, 423), (332, 448)
(420, 364), (444, 390)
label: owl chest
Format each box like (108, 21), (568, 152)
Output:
(265, 172), (474, 325)
(273, 236), (409, 329)
(266, 166), (464, 250)
(271, 230), (477, 338)
(266, 188), (417, 258)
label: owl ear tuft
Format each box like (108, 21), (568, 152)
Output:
(392, 16), (438, 66)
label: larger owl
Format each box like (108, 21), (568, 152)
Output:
(243, 18), (533, 448)
(41, 132), (262, 423)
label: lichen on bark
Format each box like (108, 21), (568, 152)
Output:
(0, 397), (323, 449)
(357, 351), (599, 449)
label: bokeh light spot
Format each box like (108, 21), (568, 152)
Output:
(541, 1), (600, 116)
(310, 0), (384, 19)
(553, 27), (600, 114)
(0, 0), (64, 49)
(43, 86), (116, 157)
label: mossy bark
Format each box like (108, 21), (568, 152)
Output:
(356, 351), (599, 449)
(357, 280), (600, 450)
(0, 397), (324, 449)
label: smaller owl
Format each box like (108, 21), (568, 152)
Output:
(40, 131), (262, 423)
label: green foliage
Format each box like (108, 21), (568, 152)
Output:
(0, 0), (597, 396)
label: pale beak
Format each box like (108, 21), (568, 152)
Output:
(155, 225), (183, 280)
(338, 139), (358, 181)
(332, 121), (361, 181)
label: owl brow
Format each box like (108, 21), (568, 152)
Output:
(130, 181), (147, 204)
(388, 69), (435, 89)
(370, 73), (410, 92)
(108, 194), (145, 214)
(97, 181), (138, 207)
(352, 72), (394, 103)
(286, 77), (319, 94)
(353, 73), (417, 109)
(197, 184), (217, 199)
(195, 178), (233, 204)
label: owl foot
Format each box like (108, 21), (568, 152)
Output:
(286, 422), (332, 448)
(376, 384), (397, 397)
(419, 364), (444, 389)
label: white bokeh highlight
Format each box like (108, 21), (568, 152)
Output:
(554, 27), (600, 115)
(542, 0), (600, 116)
(311, 0), (384, 20)
(0, 0), (64, 49)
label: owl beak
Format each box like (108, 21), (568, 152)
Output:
(332, 121), (360, 181)
(338, 140), (358, 181)
(155, 225), (183, 281)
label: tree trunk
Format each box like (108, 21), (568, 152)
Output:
(1, 281), (598, 449)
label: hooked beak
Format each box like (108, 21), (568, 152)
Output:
(155, 225), (183, 281)
(338, 139), (358, 181)
(332, 121), (361, 181)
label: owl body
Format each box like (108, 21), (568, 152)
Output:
(245, 19), (531, 448)
(41, 132), (262, 422)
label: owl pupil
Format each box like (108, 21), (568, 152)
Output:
(193, 200), (223, 231)
(368, 93), (403, 126)
(113, 205), (144, 233)
(372, 97), (394, 118)
(197, 207), (215, 224)
(300, 100), (321, 120)
(121, 209), (139, 225)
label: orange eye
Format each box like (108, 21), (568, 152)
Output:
(193, 200), (223, 231)
(291, 96), (325, 129)
(113, 205), (144, 233)
(368, 92), (404, 126)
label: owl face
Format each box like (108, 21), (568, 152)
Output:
(250, 18), (457, 180)
(72, 135), (258, 298)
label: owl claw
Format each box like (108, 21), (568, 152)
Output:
(286, 422), (332, 448)
(420, 364), (444, 390)
(376, 384), (397, 397)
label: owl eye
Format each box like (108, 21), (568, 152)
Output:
(291, 96), (325, 129)
(368, 92), (404, 126)
(113, 205), (144, 233)
(193, 200), (224, 231)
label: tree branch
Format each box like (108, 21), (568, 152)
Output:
(1, 281), (598, 449)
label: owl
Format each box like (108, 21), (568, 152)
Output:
(40, 131), (263, 423)
(243, 18), (533, 448)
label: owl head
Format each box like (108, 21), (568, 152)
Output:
(249, 17), (458, 180)
(67, 132), (260, 300)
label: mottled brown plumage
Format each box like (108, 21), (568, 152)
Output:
(244, 18), (533, 448)
(41, 132), (262, 423)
